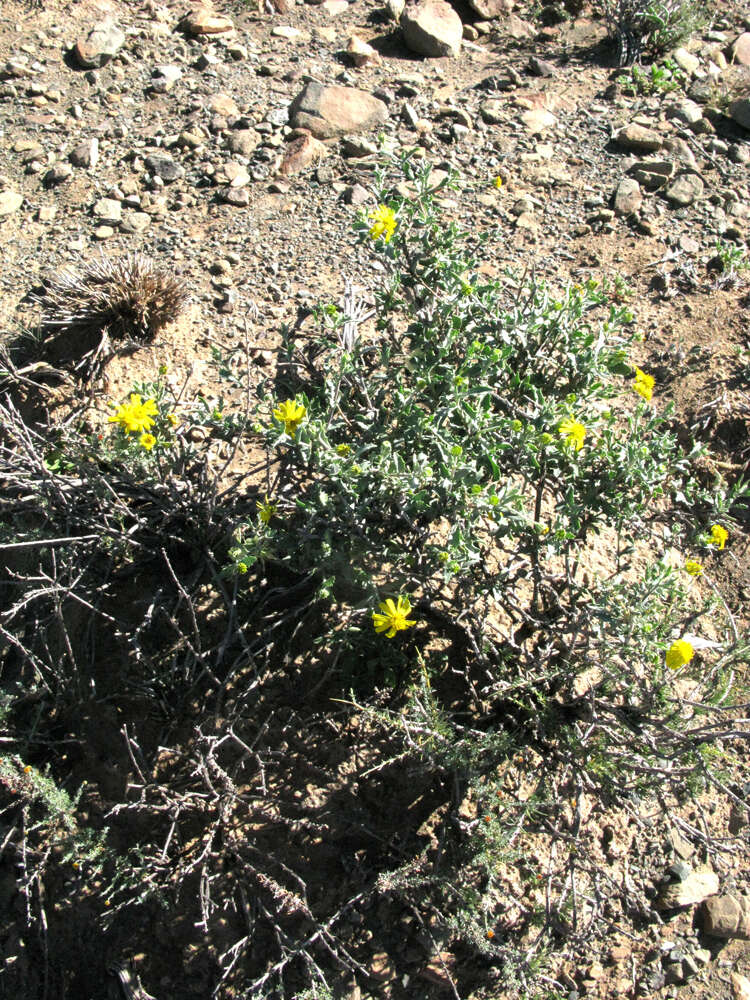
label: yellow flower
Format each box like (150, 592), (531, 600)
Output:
(167, 412), (179, 428)
(108, 394), (158, 434)
(709, 524), (728, 550)
(273, 398), (306, 437)
(666, 639), (694, 671)
(558, 418), (586, 452)
(493, 176), (503, 189)
(633, 367), (655, 402)
(367, 204), (397, 243)
(336, 443), (352, 457)
(684, 559), (703, 576)
(257, 497), (276, 524)
(139, 432), (156, 451)
(372, 595), (417, 639)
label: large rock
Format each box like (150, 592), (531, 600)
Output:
(69, 138), (99, 168)
(702, 895), (750, 939)
(0, 190), (23, 216)
(208, 92), (240, 117)
(730, 98), (750, 131)
(93, 198), (122, 224)
(227, 129), (260, 156)
(179, 6), (234, 36)
(279, 134), (329, 175)
(289, 81), (388, 138)
(666, 98), (703, 126)
(467, 0), (513, 17)
(401, 0), (462, 58)
(615, 124), (664, 153)
(73, 18), (125, 69)
(665, 173), (703, 207)
(347, 35), (382, 67)
(614, 177), (642, 216)
(731, 32), (750, 66)
(144, 154), (185, 183)
(657, 867), (719, 909)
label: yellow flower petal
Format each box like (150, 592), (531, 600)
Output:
(666, 639), (694, 671)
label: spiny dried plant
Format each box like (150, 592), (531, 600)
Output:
(35, 253), (188, 345)
(29, 253), (189, 379)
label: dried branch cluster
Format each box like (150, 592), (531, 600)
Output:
(34, 253), (188, 343)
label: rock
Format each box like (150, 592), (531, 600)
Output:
(93, 197), (122, 224)
(69, 137), (99, 168)
(666, 98), (703, 125)
(702, 895), (750, 939)
(144, 154), (185, 183)
(511, 195), (535, 216)
(222, 162), (250, 188)
(673, 47), (701, 75)
(688, 78), (715, 104)
(615, 124), (664, 152)
(521, 108), (557, 134)
(614, 177), (642, 216)
(369, 952), (396, 982)
(467, 0), (513, 17)
(401, 0), (462, 59)
(279, 133), (329, 175)
(528, 55), (557, 77)
(480, 99), (505, 124)
(216, 288), (238, 313)
(731, 32), (750, 66)
(120, 211), (151, 233)
(420, 951), (457, 989)
(729, 800), (749, 833)
(2, 58), (33, 79)
(347, 35), (382, 67)
(344, 183), (370, 205)
(657, 866), (719, 908)
(151, 65), (182, 93)
(507, 14), (534, 38)
(73, 18), (125, 69)
(664, 173), (703, 207)
(730, 98), (750, 131)
(44, 163), (72, 186)
(289, 80), (388, 139)
(385, 0), (406, 20)
(679, 235), (700, 254)
(220, 187), (250, 207)
(93, 225), (115, 240)
(208, 92), (240, 118)
(179, 7), (234, 36)
(227, 130), (259, 156)
(630, 158), (674, 178)
(272, 25), (303, 39)
(179, 131), (204, 150)
(341, 136), (378, 157)
(0, 190), (23, 215)
(662, 137), (697, 168)
(732, 972), (750, 1000)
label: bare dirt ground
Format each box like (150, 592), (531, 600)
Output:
(1, 1), (749, 998)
